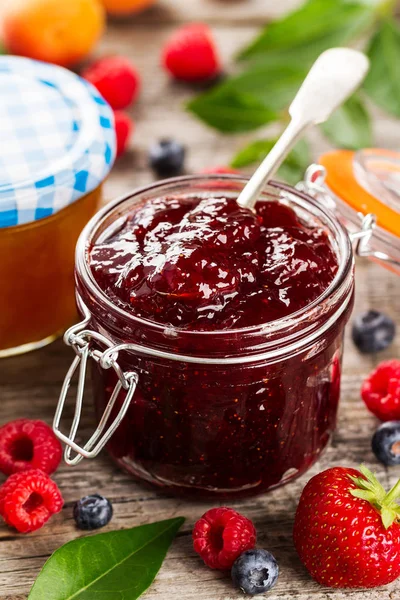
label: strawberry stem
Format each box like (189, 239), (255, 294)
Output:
(349, 465), (400, 529)
(384, 478), (400, 506)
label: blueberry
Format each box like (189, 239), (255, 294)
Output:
(372, 421), (400, 466)
(149, 139), (185, 177)
(352, 310), (395, 354)
(231, 549), (279, 595)
(73, 494), (113, 530)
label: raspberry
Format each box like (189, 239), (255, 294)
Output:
(82, 56), (141, 110)
(114, 110), (133, 158)
(361, 359), (400, 421)
(192, 507), (256, 570)
(0, 470), (63, 533)
(0, 419), (62, 476)
(162, 23), (221, 82)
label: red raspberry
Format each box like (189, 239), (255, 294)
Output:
(114, 110), (133, 158)
(0, 470), (63, 533)
(162, 23), (221, 82)
(192, 507), (256, 570)
(82, 56), (141, 110)
(0, 419), (62, 476)
(361, 359), (400, 421)
(200, 166), (240, 174)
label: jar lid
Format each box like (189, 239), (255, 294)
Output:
(319, 149), (400, 238)
(0, 56), (116, 229)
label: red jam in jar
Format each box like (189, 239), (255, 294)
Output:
(90, 195), (338, 329)
(76, 177), (354, 497)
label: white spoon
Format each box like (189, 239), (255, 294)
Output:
(237, 48), (370, 210)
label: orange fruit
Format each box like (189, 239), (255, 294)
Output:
(101, 0), (156, 16)
(2, 0), (105, 67)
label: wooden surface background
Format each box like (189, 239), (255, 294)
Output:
(1, 1), (400, 598)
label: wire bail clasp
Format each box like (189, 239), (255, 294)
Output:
(296, 164), (338, 212)
(53, 308), (138, 466)
(349, 212), (376, 256)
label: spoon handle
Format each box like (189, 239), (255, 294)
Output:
(237, 118), (308, 209)
(237, 48), (370, 210)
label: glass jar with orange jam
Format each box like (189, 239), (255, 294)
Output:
(0, 56), (116, 357)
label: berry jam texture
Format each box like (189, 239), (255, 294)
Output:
(88, 194), (349, 497)
(90, 196), (338, 329)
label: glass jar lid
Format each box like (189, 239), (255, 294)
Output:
(319, 148), (400, 238)
(0, 56), (116, 229)
(317, 148), (400, 276)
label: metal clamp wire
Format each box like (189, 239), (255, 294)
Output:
(53, 309), (139, 464)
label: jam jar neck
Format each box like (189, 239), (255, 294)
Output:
(75, 175), (354, 364)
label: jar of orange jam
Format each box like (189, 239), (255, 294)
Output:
(0, 56), (116, 357)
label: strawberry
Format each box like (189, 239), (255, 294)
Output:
(294, 466), (400, 588)
(162, 23), (221, 82)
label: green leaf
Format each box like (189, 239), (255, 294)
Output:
(321, 94), (372, 149)
(187, 63), (306, 133)
(28, 517), (185, 600)
(231, 138), (277, 167)
(238, 0), (376, 65)
(187, 88), (278, 133)
(363, 18), (400, 117)
(231, 138), (310, 185)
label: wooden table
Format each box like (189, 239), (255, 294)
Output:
(1, 2), (400, 598)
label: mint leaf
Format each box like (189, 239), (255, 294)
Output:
(28, 517), (184, 600)
(364, 18), (400, 117)
(232, 138), (310, 185)
(188, 63), (306, 132)
(321, 94), (372, 149)
(238, 0), (376, 65)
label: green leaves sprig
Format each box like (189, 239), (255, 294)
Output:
(187, 0), (400, 182)
(28, 517), (184, 600)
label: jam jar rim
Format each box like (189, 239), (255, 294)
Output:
(75, 175), (354, 358)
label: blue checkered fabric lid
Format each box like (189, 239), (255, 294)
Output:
(0, 56), (116, 228)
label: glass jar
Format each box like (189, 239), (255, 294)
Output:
(317, 149), (400, 276)
(54, 176), (355, 498)
(0, 56), (116, 357)
(0, 186), (101, 356)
